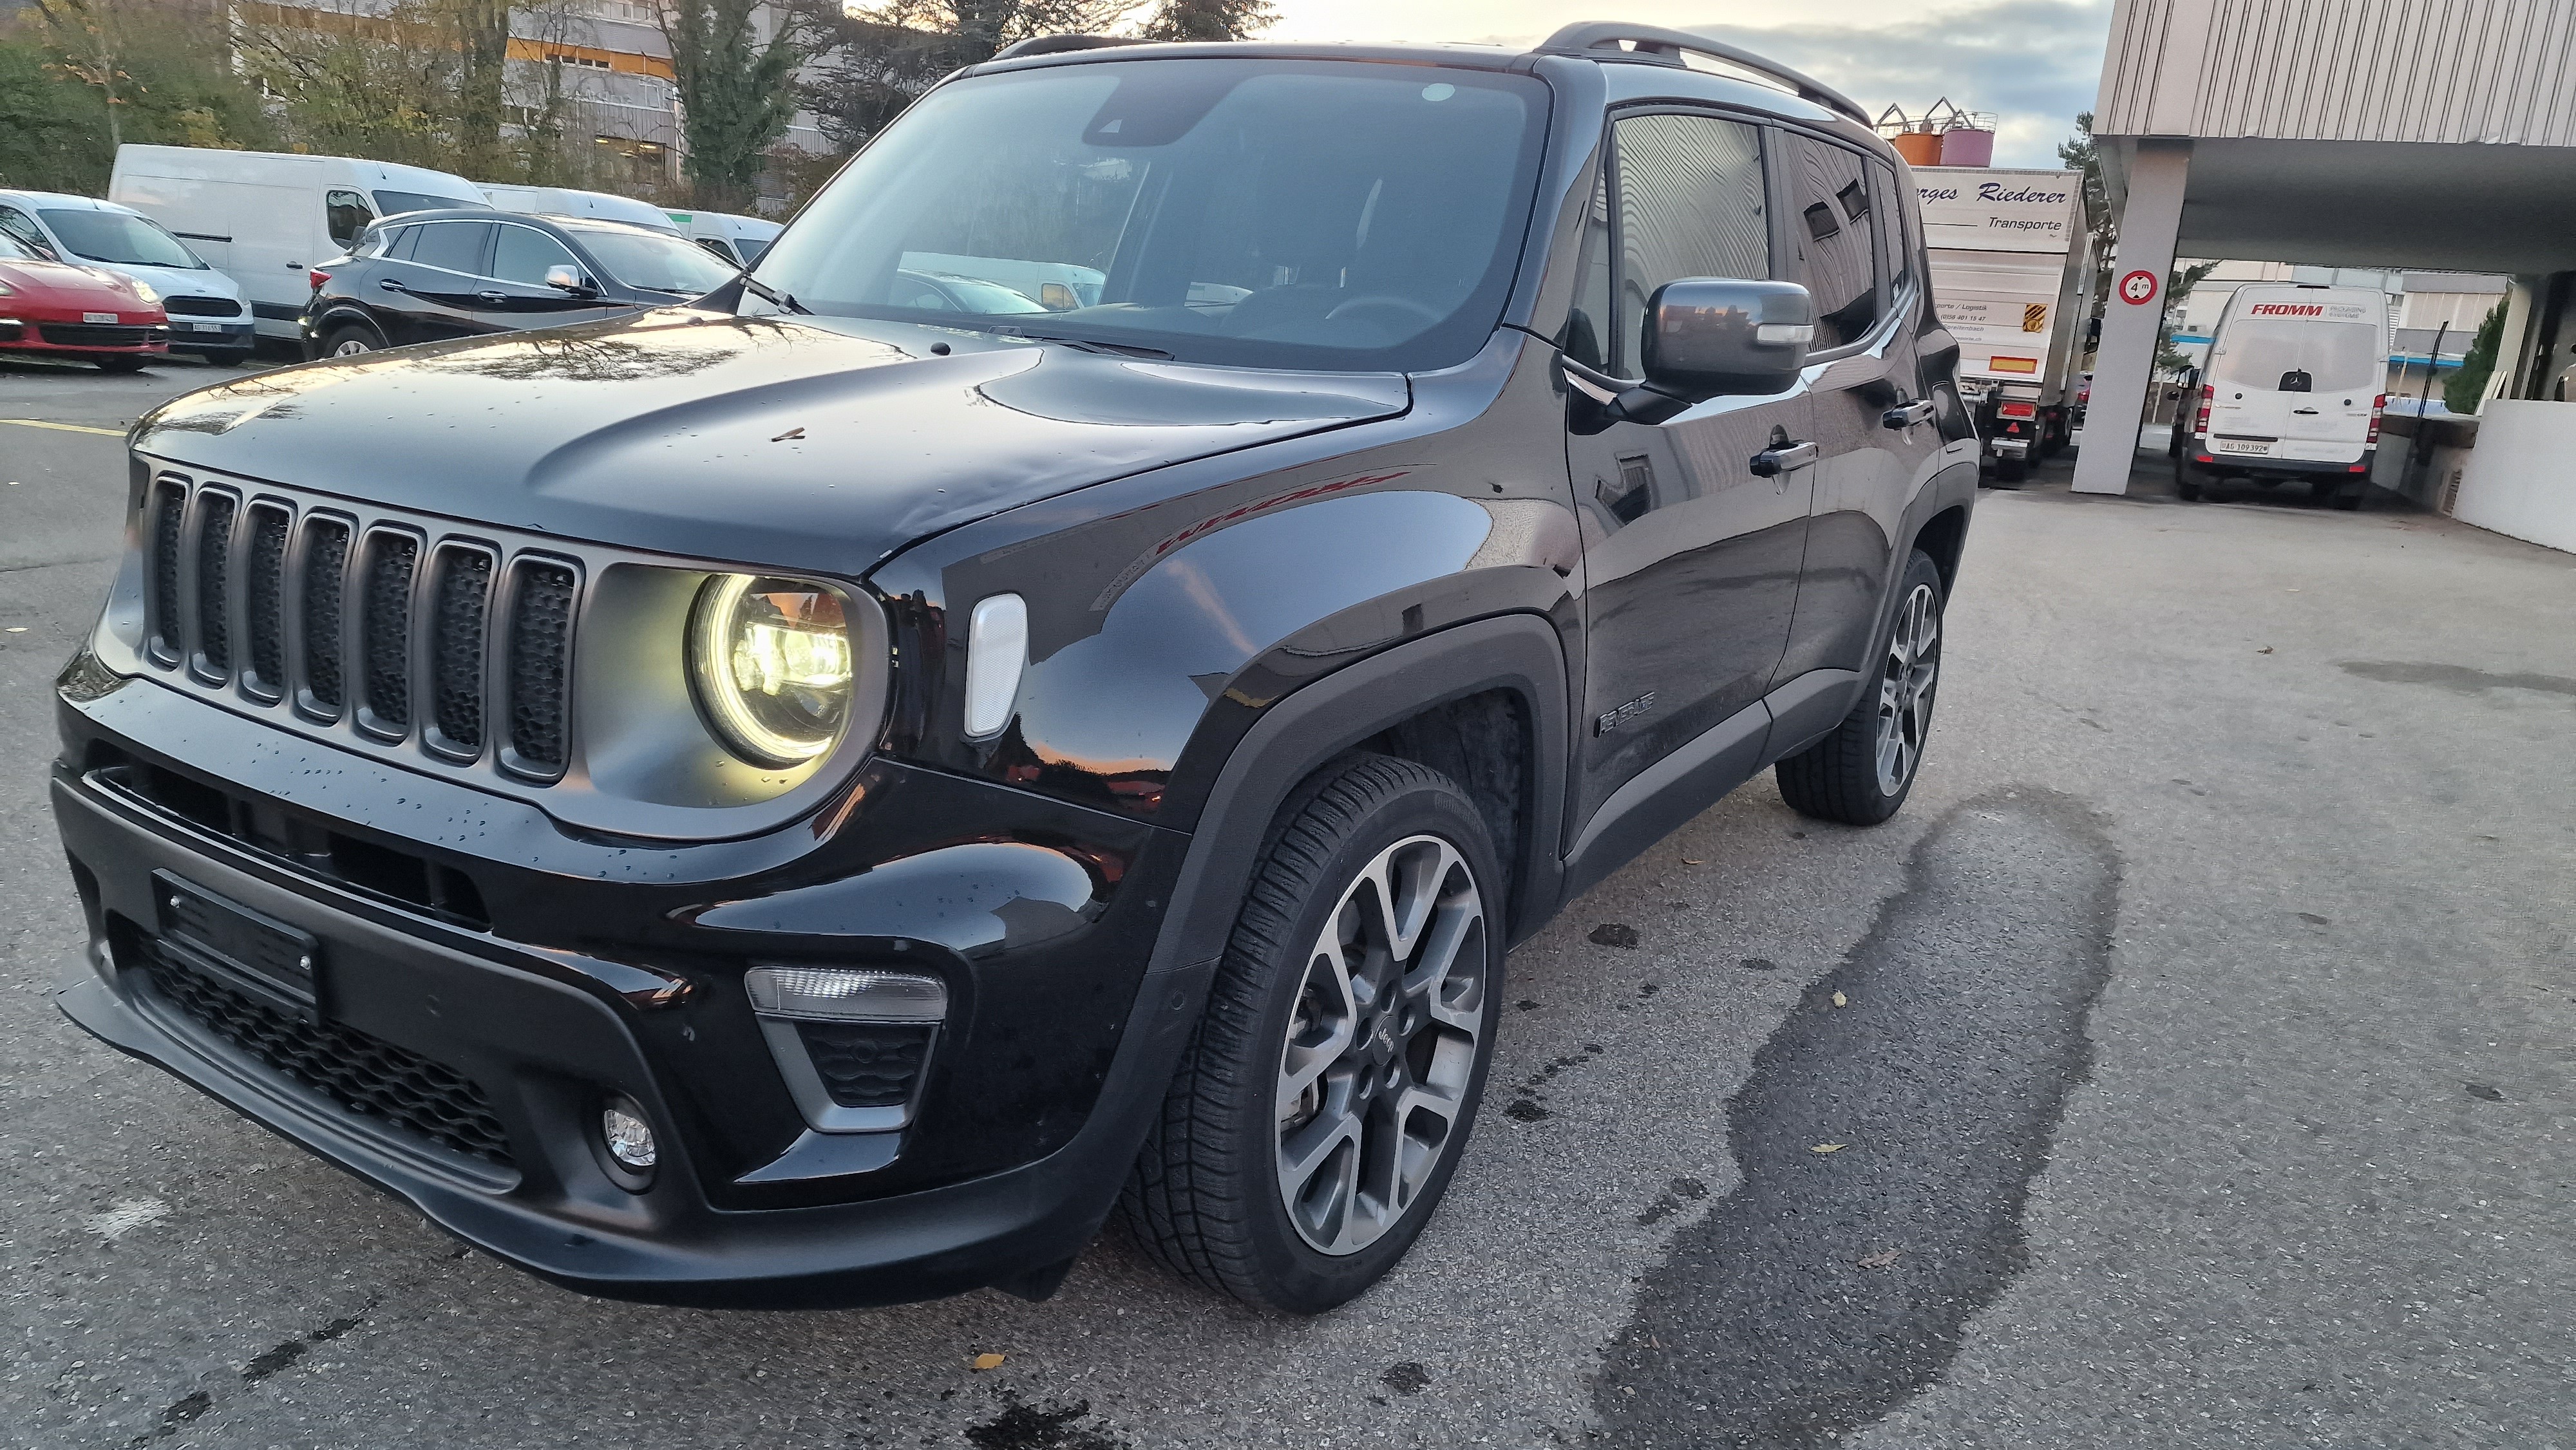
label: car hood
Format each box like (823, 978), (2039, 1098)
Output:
(132, 310), (1413, 578)
(88, 259), (239, 301)
(0, 259), (151, 312)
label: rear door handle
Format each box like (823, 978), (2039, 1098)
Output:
(379, 278), (408, 292)
(2291, 407), (2320, 415)
(1749, 440), (1820, 477)
(1882, 399), (1937, 429)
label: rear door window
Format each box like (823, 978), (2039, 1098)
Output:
(1781, 134), (1880, 348)
(411, 221), (495, 276)
(2213, 318), (2381, 392)
(1608, 111), (1770, 377)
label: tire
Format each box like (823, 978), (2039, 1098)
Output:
(2174, 456), (2205, 502)
(1993, 454), (2028, 485)
(1776, 549), (1945, 827)
(2331, 485), (2364, 511)
(94, 355), (149, 373)
(1122, 752), (1504, 1313)
(321, 324), (382, 358)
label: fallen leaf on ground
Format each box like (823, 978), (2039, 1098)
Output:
(2257, 646), (2273, 654)
(1810, 1142), (1846, 1154)
(1681, 858), (1702, 865)
(1857, 1249), (1900, 1269)
(971, 1353), (1006, 1371)
(771, 426), (806, 441)
(1831, 990), (1848, 1008)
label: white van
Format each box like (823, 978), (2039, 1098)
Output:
(2177, 283), (2389, 508)
(663, 209), (781, 267)
(0, 190), (254, 363)
(482, 184), (680, 234)
(109, 146), (490, 342)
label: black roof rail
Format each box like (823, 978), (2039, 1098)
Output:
(1536, 23), (1868, 125)
(990, 33), (1148, 61)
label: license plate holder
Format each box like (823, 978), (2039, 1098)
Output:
(153, 871), (325, 1021)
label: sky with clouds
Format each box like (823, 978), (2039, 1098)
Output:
(1258, 0), (2114, 169)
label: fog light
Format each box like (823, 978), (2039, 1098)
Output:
(601, 1096), (657, 1170)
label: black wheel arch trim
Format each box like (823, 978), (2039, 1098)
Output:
(1152, 612), (1572, 968)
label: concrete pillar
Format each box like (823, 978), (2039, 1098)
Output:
(2073, 139), (2192, 494)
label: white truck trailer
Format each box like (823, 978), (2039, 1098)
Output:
(1915, 166), (2090, 483)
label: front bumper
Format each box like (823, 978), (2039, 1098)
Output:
(164, 319), (255, 353)
(52, 669), (1204, 1308)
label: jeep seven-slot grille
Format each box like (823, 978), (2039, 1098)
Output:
(140, 475), (576, 782)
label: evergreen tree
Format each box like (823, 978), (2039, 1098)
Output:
(658, 0), (825, 210)
(1139, 0), (1275, 42)
(2443, 300), (2506, 415)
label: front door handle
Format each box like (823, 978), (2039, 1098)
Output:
(379, 278), (408, 292)
(1749, 440), (1820, 477)
(475, 291), (507, 305)
(1883, 399), (1937, 429)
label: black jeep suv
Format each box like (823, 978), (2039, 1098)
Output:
(52, 25), (1976, 1313)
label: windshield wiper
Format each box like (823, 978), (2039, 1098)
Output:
(1003, 332), (1174, 361)
(737, 274), (810, 314)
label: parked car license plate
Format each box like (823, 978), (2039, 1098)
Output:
(83, 311), (118, 324)
(2215, 439), (2274, 455)
(189, 322), (225, 333)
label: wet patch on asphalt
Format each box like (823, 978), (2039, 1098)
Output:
(1592, 789), (2120, 1448)
(2336, 660), (2576, 699)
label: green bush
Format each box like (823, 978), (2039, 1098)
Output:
(2444, 301), (2506, 415)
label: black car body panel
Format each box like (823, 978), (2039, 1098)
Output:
(53, 34), (1980, 1308)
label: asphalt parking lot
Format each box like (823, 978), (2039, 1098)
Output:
(3, 357), (2570, 1449)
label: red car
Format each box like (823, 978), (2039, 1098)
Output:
(0, 228), (169, 371)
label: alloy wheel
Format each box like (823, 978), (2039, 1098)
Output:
(1874, 581), (1942, 796)
(331, 338), (373, 357)
(1274, 834), (1488, 1256)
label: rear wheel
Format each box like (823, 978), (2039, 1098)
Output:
(322, 323), (382, 358)
(2331, 484), (2365, 511)
(1122, 753), (1502, 1313)
(1776, 549), (1944, 827)
(2174, 456), (2205, 502)
(1993, 454), (2028, 485)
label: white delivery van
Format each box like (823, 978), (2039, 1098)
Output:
(109, 146), (490, 342)
(483, 184), (680, 234)
(2177, 283), (2389, 508)
(664, 209), (782, 267)
(0, 190), (254, 363)
(1917, 167), (2090, 484)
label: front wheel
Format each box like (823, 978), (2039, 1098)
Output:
(1776, 550), (1945, 827)
(1122, 753), (1503, 1313)
(94, 355), (149, 373)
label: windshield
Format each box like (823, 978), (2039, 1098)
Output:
(375, 189), (486, 218)
(2213, 317), (2382, 392)
(752, 59), (1548, 372)
(0, 231), (38, 263)
(572, 226), (743, 295)
(41, 209), (203, 269)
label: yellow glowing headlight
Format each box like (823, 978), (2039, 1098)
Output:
(688, 573), (855, 766)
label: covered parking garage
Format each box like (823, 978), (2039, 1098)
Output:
(2077, 0), (2576, 550)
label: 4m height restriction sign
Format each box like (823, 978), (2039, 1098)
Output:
(2118, 269), (2159, 305)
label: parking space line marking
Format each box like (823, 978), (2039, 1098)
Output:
(0, 419), (124, 437)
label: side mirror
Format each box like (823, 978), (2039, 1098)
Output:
(1642, 278), (1815, 399)
(543, 263), (594, 296)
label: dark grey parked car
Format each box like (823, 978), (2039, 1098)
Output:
(299, 211), (742, 357)
(54, 24), (1977, 1317)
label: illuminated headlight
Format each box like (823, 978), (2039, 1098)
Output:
(688, 573), (855, 766)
